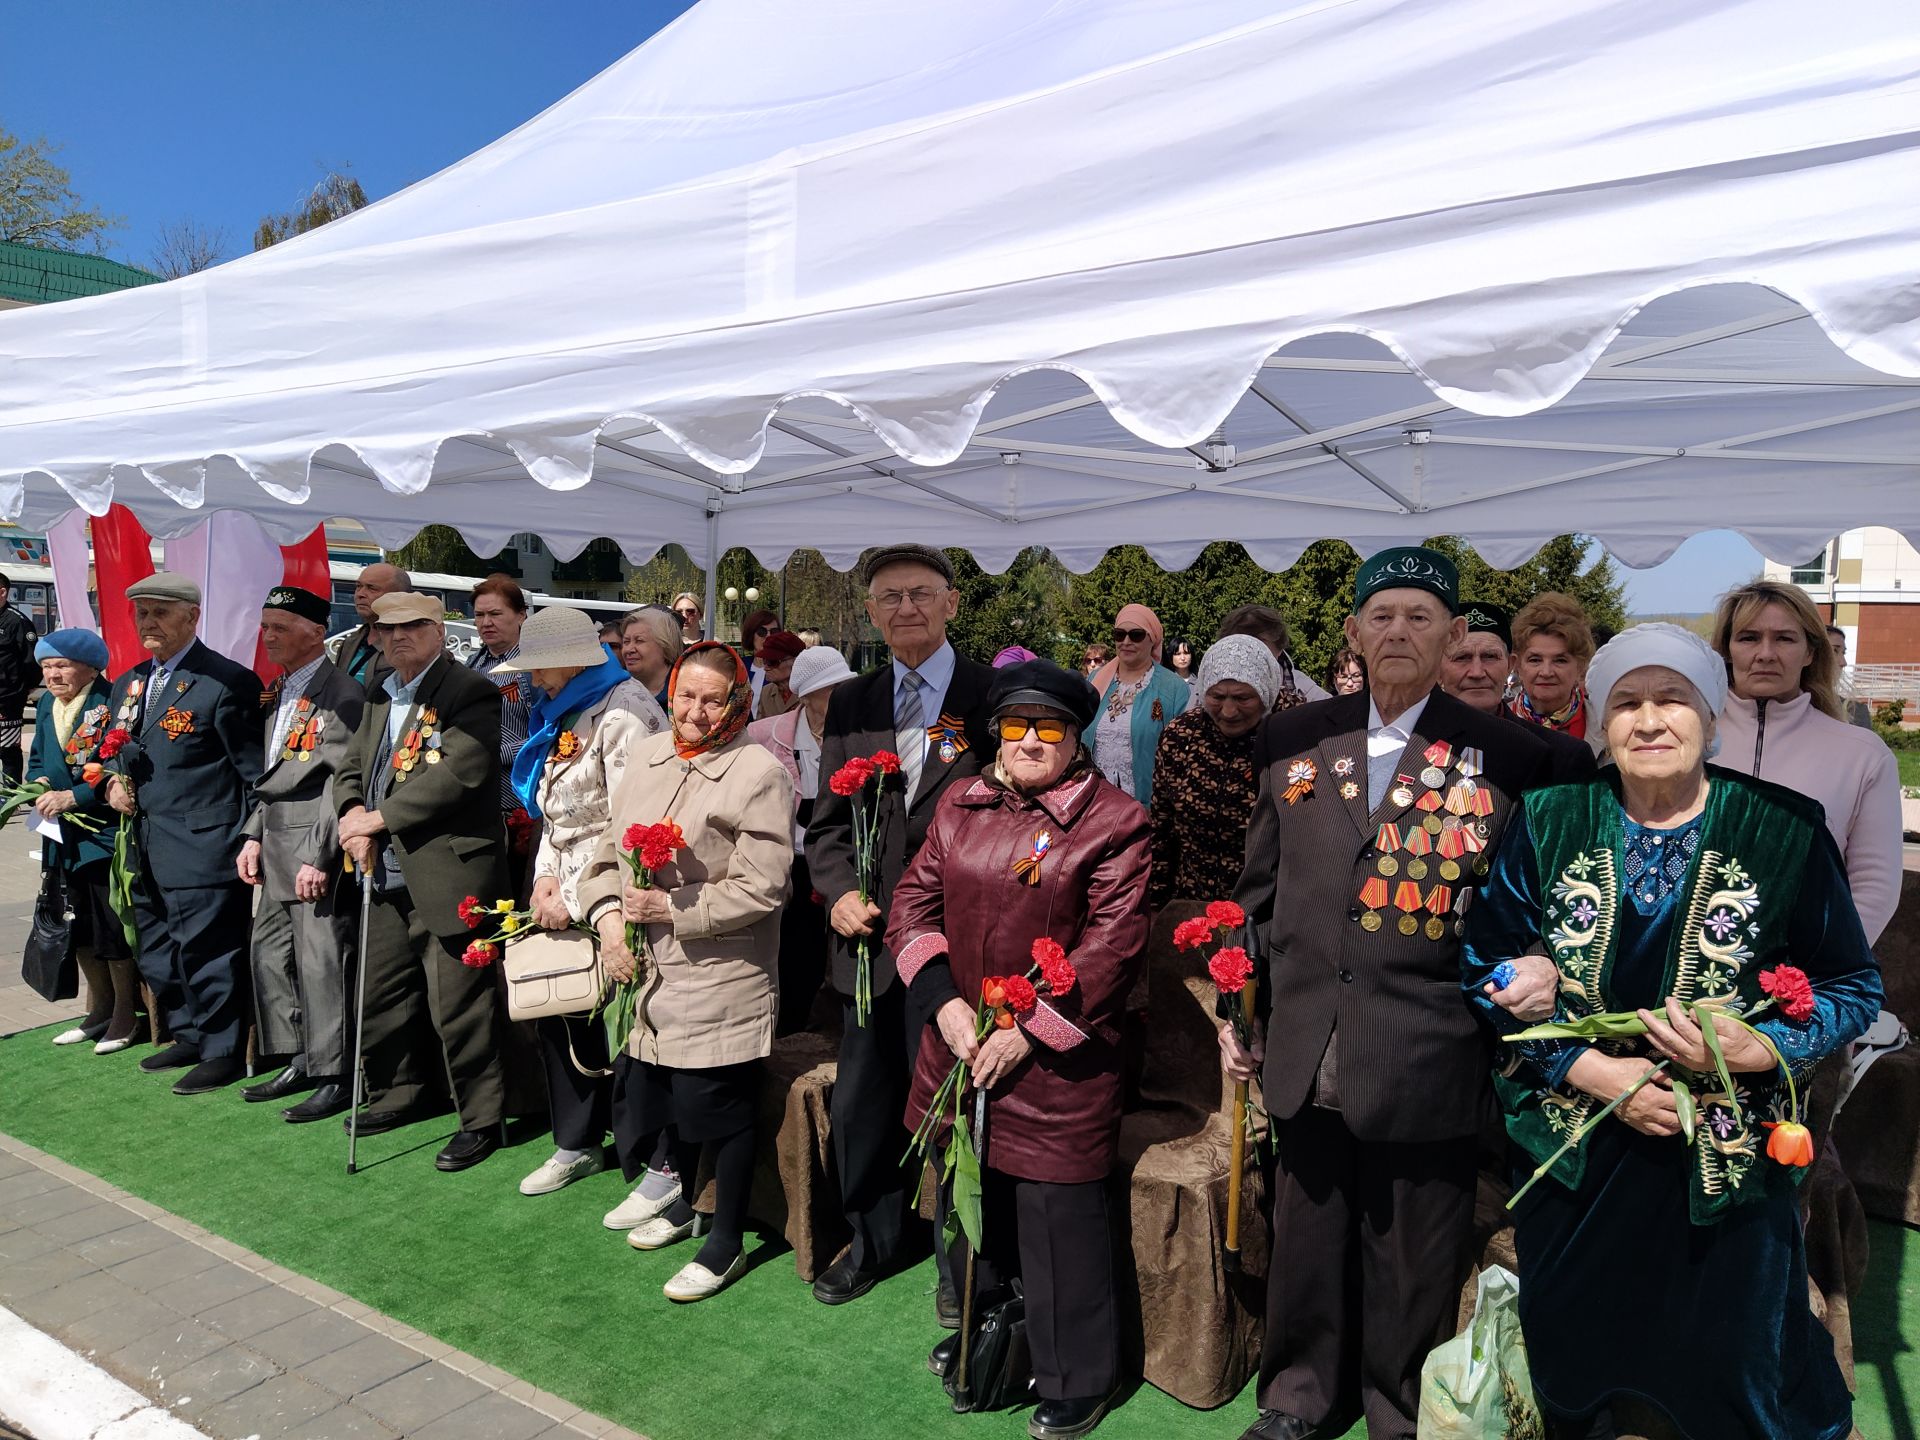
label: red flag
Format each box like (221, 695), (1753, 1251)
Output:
(254, 526), (334, 683)
(91, 506), (156, 679)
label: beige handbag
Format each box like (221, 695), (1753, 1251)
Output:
(501, 928), (605, 1023)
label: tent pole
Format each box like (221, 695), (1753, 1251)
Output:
(702, 509), (720, 641)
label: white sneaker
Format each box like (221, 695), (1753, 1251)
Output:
(52, 1028), (91, 1046)
(519, 1150), (605, 1197)
(626, 1212), (709, 1251)
(602, 1175), (684, 1230)
(93, 1036), (133, 1055)
(663, 1251), (746, 1302)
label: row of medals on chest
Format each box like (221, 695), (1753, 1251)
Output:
(1356, 739), (1491, 939)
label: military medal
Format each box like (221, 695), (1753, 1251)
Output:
(1333, 756), (1355, 778)
(1457, 746), (1485, 777)
(1444, 785), (1473, 816)
(1282, 758), (1317, 804)
(1377, 853), (1399, 877)
(1340, 781), (1359, 800)
(175, 678), (190, 696)
(928, 713), (969, 764)
(1390, 773), (1416, 809)
(1423, 813), (1444, 834)
(1357, 877), (1389, 931)
(1420, 741), (1452, 790)
(1439, 858), (1461, 882)
(1414, 788), (1444, 813)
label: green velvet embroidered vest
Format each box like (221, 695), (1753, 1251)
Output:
(1498, 766), (1819, 1223)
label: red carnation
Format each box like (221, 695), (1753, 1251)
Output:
(829, 757), (876, 797)
(457, 895), (484, 929)
(460, 940), (498, 968)
(1001, 975), (1038, 1013)
(1759, 965), (1816, 1023)
(622, 823), (649, 852)
(1209, 946), (1254, 994)
(1205, 899), (1246, 931)
(99, 727), (130, 760)
(1172, 916), (1214, 952)
(870, 750), (902, 775)
(1031, 937), (1075, 997)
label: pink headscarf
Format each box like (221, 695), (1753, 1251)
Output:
(1090, 604), (1165, 693)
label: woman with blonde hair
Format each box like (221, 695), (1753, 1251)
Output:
(1508, 591), (1596, 739)
(1711, 579), (1902, 941)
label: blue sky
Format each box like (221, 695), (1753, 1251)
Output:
(0, 6), (1784, 611)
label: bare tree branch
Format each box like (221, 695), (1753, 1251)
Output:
(149, 218), (229, 279)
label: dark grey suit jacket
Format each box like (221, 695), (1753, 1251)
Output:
(1235, 687), (1557, 1143)
(245, 657), (367, 903)
(805, 651), (997, 998)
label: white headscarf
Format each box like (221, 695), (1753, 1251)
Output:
(1195, 634), (1284, 713)
(1582, 622), (1728, 757)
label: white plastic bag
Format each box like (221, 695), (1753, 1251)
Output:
(1417, 1265), (1545, 1439)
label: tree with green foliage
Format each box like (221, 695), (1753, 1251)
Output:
(943, 547), (1067, 662)
(1426, 535), (1627, 634)
(386, 524), (494, 578)
(254, 170), (368, 251)
(0, 128), (119, 250)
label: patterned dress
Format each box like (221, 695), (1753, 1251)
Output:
(1147, 709), (1259, 911)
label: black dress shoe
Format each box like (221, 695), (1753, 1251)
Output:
(241, 1064), (311, 1103)
(936, 1276), (961, 1330)
(282, 1081), (349, 1123)
(172, 1057), (244, 1096)
(928, 1333), (959, 1379)
(1236, 1411), (1328, 1440)
(139, 1042), (198, 1072)
(811, 1252), (879, 1305)
(1030, 1395), (1113, 1440)
(434, 1126), (502, 1172)
(342, 1104), (434, 1136)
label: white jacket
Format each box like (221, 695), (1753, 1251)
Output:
(1716, 690), (1903, 942)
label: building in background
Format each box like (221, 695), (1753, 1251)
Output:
(1766, 528), (1920, 665)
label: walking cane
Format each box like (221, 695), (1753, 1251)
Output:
(1224, 922), (1262, 1273)
(951, 1085), (988, 1412)
(346, 862), (374, 1175)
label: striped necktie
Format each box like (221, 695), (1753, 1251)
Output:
(896, 670), (926, 800)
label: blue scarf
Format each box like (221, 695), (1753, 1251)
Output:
(510, 648), (629, 819)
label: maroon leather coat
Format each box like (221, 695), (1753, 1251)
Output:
(888, 765), (1151, 1184)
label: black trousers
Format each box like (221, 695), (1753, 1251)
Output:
(776, 855), (827, 1036)
(130, 867), (250, 1060)
(830, 979), (920, 1269)
(536, 1012), (612, 1152)
(947, 1167), (1120, 1402)
(358, 888), (506, 1131)
(1259, 1105), (1478, 1440)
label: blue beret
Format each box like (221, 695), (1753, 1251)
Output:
(35, 628), (108, 671)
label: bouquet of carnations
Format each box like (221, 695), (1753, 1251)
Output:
(827, 749), (901, 1027)
(905, 936), (1078, 1249)
(591, 820), (685, 1054)
(1175, 900), (1266, 1157)
(456, 895), (529, 966)
(1502, 964), (1817, 1205)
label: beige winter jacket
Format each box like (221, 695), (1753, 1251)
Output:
(577, 729), (794, 1067)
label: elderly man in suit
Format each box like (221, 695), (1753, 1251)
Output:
(334, 591), (510, 1172)
(1223, 548), (1559, 1440)
(806, 543), (996, 1307)
(237, 586), (367, 1123)
(1442, 601), (1598, 785)
(327, 562), (409, 693)
(104, 573), (266, 1096)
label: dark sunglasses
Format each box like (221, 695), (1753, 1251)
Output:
(996, 717), (1070, 744)
(1111, 627), (1149, 644)
(754, 623), (776, 635)
(371, 619), (437, 634)
(674, 606), (698, 616)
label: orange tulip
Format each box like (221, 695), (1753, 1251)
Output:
(994, 1008), (1016, 1031)
(81, 762), (104, 785)
(1764, 1120), (1815, 1168)
(981, 978), (1007, 1009)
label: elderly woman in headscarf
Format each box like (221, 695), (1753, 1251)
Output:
(1147, 634), (1284, 913)
(494, 608), (668, 1200)
(888, 659), (1150, 1440)
(1087, 603), (1189, 807)
(1464, 623), (1881, 1440)
(28, 629), (140, 1052)
(578, 641), (793, 1302)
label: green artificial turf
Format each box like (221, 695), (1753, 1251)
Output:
(3, 1023), (1914, 1440)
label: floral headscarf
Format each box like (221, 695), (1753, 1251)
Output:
(667, 641), (754, 760)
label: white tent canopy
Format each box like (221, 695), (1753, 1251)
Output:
(1, 0), (1916, 574)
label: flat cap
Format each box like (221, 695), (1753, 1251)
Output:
(862, 543), (953, 587)
(262, 585), (331, 627)
(371, 592), (445, 626)
(125, 572), (201, 606)
(988, 659), (1098, 732)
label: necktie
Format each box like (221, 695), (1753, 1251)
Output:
(145, 665), (169, 720)
(896, 670), (926, 801)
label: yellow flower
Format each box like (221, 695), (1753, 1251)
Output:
(500, 915), (522, 934)
(493, 899), (514, 914)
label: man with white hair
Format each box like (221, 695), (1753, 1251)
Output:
(236, 586), (367, 1123)
(103, 572), (265, 1096)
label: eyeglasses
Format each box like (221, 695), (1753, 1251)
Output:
(754, 623), (776, 636)
(371, 619), (437, 634)
(871, 586), (947, 612)
(674, 607), (699, 619)
(1111, 627), (1149, 644)
(996, 717), (1070, 743)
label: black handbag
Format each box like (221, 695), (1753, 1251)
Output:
(20, 866), (77, 1002)
(944, 1284), (1035, 1414)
